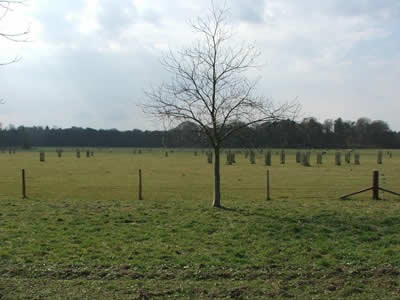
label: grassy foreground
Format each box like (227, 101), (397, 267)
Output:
(0, 149), (400, 299)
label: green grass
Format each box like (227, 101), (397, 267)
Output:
(1, 149), (400, 299)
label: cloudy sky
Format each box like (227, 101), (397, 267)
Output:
(0, 0), (399, 130)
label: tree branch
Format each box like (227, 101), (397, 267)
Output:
(0, 0), (29, 65)
(143, 2), (301, 149)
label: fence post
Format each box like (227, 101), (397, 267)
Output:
(372, 170), (379, 200)
(207, 151), (213, 164)
(354, 152), (360, 165)
(280, 150), (285, 164)
(138, 169), (143, 200)
(296, 151), (301, 163)
(266, 169), (271, 201)
(249, 151), (255, 164)
(335, 152), (341, 166)
(226, 151), (233, 165)
(22, 169), (26, 199)
(377, 151), (383, 164)
(264, 151), (271, 166)
(316, 152), (322, 165)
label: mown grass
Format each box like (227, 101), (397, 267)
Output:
(0, 149), (400, 299)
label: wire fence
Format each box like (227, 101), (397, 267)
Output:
(1, 149), (399, 202)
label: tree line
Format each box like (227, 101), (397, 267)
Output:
(0, 117), (398, 149)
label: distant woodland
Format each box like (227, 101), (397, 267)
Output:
(1, 117), (399, 149)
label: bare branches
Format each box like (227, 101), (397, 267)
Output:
(0, 0), (29, 65)
(0, 55), (20, 66)
(0, 0), (29, 41)
(221, 99), (301, 141)
(143, 3), (300, 148)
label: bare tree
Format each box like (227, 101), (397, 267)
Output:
(0, 0), (29, 66)
(144, 3), (299, 208)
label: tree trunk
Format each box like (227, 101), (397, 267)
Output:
(213, 147), (221, 208)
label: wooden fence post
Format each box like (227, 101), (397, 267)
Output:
(377, 151), (383, 164)
(249, 151), (255, 164)
(354, 152), (360, 165)
(280, 150), (285, 164)
(138, 169), (143, 200)
(341, 169), (400, 200)
(302, 152), (311, 167)
(296, 151), (301, 163)
(372, 170), (379, 200)
(266, 169), (271, 201)
(264, 151), (271, 166)
(226, 151), (232, 165)
(316, 152), (322, 165)
(207, 151), (213, 164)
(22, 169), (26, 199)
(335, 152), (341, 166)
(345, 151), (351, 164)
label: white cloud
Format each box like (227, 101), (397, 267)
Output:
(66, 0), (101, 35)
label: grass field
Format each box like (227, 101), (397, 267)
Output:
(1, 149), (400, 299)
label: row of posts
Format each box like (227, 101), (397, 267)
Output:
(16, 149), (390, 165)
(203, 150), (389, 166)
(22, 167), (396, 202)
(39, 149), (94, 162)
(1, 148), (17, 154)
